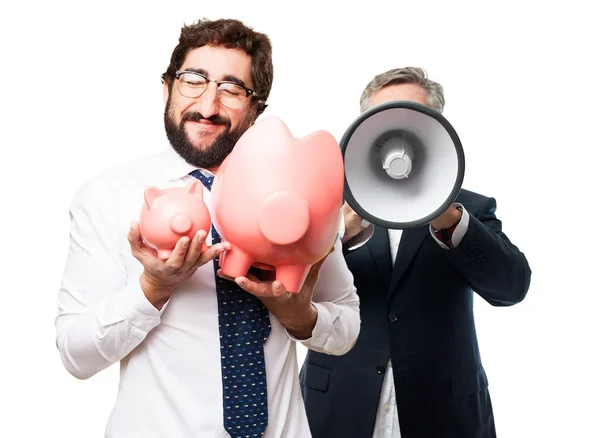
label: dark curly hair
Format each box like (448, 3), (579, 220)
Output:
(162, 18), (273, 118)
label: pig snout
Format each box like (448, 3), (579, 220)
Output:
(258, 191), (310, 245)
(169, 212), (193, 235)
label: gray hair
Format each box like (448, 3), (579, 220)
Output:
(359, 67), (445, 113)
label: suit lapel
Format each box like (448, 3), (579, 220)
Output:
(388, 225), (431, 294)
(366, 225), (393, 287)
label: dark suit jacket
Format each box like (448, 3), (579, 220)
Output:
(300, 189), (531, 438)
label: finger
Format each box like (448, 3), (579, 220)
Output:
(311, 247), (334, 272)
(182, 230), (207, 268)
(127, 221), (142, 247)
(235, 276), (274, 297)
(342, 202), (358, 217)
(216, 268), (236, 282)
(166, 236), (190, 269)
(271, 281), (290, 298)
(303, 254), (331, 290)
(128, 222), (147, 260)
(217, 269), (260, 283)
(311, 257), (328, 275)
(194, 242), (230, 269)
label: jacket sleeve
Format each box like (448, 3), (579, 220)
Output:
(443, 196), (532, 306)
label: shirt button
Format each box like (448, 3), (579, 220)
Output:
(376, 364), (386, 374)
(388, 314), (398, 323)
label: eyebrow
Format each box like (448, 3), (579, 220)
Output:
(183, 68), (249, 89)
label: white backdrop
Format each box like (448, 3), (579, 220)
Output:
(1, 0), (598, 437)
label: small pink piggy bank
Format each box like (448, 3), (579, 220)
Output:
(139, 179), (211, 260)
(211, 117), (344, 293)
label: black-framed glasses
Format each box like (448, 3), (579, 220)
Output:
(174, 70), (258, 109)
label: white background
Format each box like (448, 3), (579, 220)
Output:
(1, 0), (598, 437)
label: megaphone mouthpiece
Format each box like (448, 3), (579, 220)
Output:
(379, 136), (415, 180)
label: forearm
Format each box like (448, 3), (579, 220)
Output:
(140, 271), (174, 310)
(446, 216), (531, 305)
(56, 282), (162, 379)
(280, 304), (318, 340)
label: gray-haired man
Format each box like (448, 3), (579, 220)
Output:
(300, 67), (531, 438)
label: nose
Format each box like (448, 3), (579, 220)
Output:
(195, 82), (219, 119)
(170, 212), (192, 235)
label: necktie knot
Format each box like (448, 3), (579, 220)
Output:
(189, 169), (214, 191)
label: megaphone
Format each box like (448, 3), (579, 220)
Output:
(340, 100), (465, 229)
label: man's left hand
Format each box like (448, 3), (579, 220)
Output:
(430, 205), (462, 230)
(216, 248), (334, 340)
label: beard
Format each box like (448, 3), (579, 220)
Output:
(164, 95), (253, 169)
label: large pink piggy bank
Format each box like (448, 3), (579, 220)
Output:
(210, 117), (344, 293)
(139, 179), (211, 260)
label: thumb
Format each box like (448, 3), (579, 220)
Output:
(304, 246), (334, 286)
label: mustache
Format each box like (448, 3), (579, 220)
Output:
(181, 111), (229, 126)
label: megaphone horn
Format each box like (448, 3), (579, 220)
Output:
(340, 100), (465, 230)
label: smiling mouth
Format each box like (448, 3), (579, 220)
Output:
(187, 120), (222, 131)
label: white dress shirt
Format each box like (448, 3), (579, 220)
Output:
(55, 146), (361, 438)
(344, 206), (470, 438)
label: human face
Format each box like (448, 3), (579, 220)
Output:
(163, 45), (256, 171)
(367, 83), (430, 109)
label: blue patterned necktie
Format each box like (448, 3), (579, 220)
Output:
(190, 170), (271, 438)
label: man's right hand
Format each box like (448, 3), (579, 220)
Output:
(128, 221), (230, 310)
(341, 202), (369, 244)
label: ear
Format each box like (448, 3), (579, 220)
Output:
(185, 179), (203, 198)
(249, 101), (262, 123)
(254, 101), (267, 119)
(144, 186), (165, 208)
(163, 80), (170, 105)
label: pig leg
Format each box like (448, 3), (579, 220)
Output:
(276, 265), (311, 294)
(219, 245), (254, 279)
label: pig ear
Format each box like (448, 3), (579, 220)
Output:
(185, 179), (203, 198)
(144, 186), (165, 208)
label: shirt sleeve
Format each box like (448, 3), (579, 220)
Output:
(55, 177), (164, 380)
(286, 237), (360, 355)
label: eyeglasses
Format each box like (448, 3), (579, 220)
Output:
(174, 70), (259, 109)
